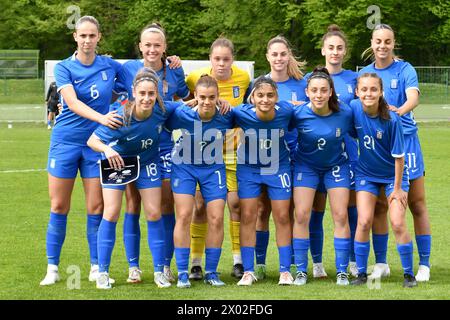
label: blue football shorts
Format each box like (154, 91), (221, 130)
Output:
(237, 164), (292, 200)
(404, 133), (425, 181)
(171, 163), (227, 204)
(103, 160), (161, 191)
(355, 176), (410, 198)
(47, 141), (100, 179)
(293, 161), (351, 190)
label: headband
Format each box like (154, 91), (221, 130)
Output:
(141, 27), (166, 40)
(133, 76), (158, 87)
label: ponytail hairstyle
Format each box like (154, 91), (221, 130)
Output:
(321, 24), (349, 61)
(267, 35), (306, 80)
(210, 36), (235, 56)
(357, 73), (391, 121)
(140, 22), (169, 96)
(307, 66), (339, 113)
(247, 76), (278, 104)
(123, 67), (165, 126)
(361, 23), (401, 62)
(195, 74), (219, 93)
(75, 16), (100, 32)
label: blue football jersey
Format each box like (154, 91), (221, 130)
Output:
(359, 60), (419, 136)
(53, 53), (123, 146)
(291, 101), (354, 171)
(166, 105), (234, 166)
(232, 101), (294, 170)
(115, 59), (190, 156)
(93, 101), (180, 165)
(351, 99), (407, 183)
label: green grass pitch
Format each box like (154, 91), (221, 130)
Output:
(0, 122), (449, 300)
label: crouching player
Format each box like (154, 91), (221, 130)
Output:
(87, 68), (180, 289)
(350, 73), (416, 288)
(166, 75), (233, 288)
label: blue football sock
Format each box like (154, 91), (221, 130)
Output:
(397, 242), (414, 276)
(46, 212), (67, 265)
(174, 247), (190, 274)
(348, 206), (358, 261)
(293, 238), (310, 273)
(354, 240), (370, 274)
(278, 245), (292, 272)
(147, 219), (165, 273)
(205, 247), (222, 273)
(255, 230), (270, 265)
(240, 246), (255, 272)
(415, 235), (431, 267)
(309, 210), (324, 263)
(97, 219), (117, 273)
(162, 213), (176, 267)
(123, 213), (141, 268)
(334, 237), (351, 273)
(87, 214), (102, 265)
(372, 233), (388, 264)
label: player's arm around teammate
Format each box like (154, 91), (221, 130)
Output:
(166, 75), (233, 288)
(291, 67), (354, 286)
(40, 16), (123, 286)
(254, 35), (307, 280)
(349, 73), (416, 288)
(233, 77), (294, 286)
(185, 37), (251, 280)
(87, 68), (178, 289)
(114, 23), (191, 284)
(360, 24), (431, 282)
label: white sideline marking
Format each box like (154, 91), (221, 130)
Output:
(0, 106), (43, 110)
(0, 168), (46, 174)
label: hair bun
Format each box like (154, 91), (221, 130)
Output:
(313, 66), (330, 75)
(327, 24), (341, 33)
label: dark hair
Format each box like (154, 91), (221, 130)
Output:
(140, 22), (170, 95)
(267, 35), (306, 80)
(210, 37), (234, 56)
(247, 76), (278, 104)
(357, 73), (391, 121)
(123, 68), (164, 126)
(307, 66), (339, 113)
(75, 16), (100, 32)
(361, 23), (400, 61)
(195, 74), (219, 93)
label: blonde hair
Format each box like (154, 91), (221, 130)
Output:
(123, 68), (165, 126)
(267, 35), (306, 80)
(210, 37), (234, 56)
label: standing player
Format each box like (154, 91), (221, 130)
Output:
(115, 22), (190, 283)
(40, 16), (123, 286)
(350, 73), (416, 288)
(306, 25), (359, 279)
(186, 37), (251, 280)
(254, 35), (307, 280)
(166, 75), (233, 288)
(291, 67), (353, 286)
(360, 24), (431, 282)
(87, 68), (180, 289)
(45, 81), (60, 129)
(233, 77), (294, 286)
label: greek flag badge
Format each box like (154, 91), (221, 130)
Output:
(336, 128), (341, 137)
(233, 86), (240, 98)
(347, 84), (353, 93)
(390, 79), (398, 89)
(376, 130), (383, 139)
(102, 71), (108, 81)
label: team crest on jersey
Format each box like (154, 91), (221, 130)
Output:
(335, 128), (341, 138)
(233, 86), (240, 98)
(216, 131), (222, 139)
(376, 130), (383, 139)
(390, 79), (398, 89)
(280, 129), (285, 137)
(157, 125), (162, 133)
(102, 71), (108, 81)
(347, 84), (353, 93)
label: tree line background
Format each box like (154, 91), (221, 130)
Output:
(1, 0), (449, 75)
